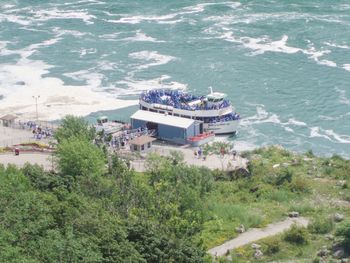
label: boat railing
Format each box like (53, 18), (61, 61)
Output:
(141, 90), (232, 111)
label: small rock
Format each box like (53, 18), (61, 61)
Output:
(282, 162), (290, 167)
(339, 258), (348, 263)
(317, 248), (329, 257)
(235, 224), (245, 234)
(334, 213), (344, 222)
(251, 243), (261, 250)
(333, 249), (345, 259)
(337, 180), (346, 187)
(325, 234), (334, 240)
(15, 81), (25, 85)
(303, 157), (313, 161)
(332, 242), (343, 252)
(317, 246), (329, 257)
(254, 249), (263, 259)
(288, 211), (299, 218)
(272, 164), (280, 169)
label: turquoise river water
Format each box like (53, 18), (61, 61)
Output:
(0, 0), (350, 157)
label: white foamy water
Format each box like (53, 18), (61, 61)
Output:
(287, 118), (307, 126)
(310, 127), (350, 144)
(114, 75), (187, 96)
(123, 31), (165, 43)
(1, 0), (350, 158)
(335, 88), (350, 105)
(0, 41), (137, 120)
(343, 64), (350, 72)
(32, 8), (96, 25)
(240, 106), (281, 126)
(129, 51), (176, 70)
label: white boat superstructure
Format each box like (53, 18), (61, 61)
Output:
(139, 88), (240, 134)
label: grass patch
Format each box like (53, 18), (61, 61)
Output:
(201, 146), (350, 261)
(308, 216), (334, 234)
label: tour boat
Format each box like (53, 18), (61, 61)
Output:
(139, 87), (240, 135)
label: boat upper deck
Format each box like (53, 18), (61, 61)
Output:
(140, 89), (231, 111)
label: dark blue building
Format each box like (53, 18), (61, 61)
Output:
(130, 110), (202, 144)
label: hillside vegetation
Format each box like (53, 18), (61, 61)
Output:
(0, 116), (349, 262)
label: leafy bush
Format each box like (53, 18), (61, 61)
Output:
(264, 237), (281, 255)
(308, 217), (334, 234)
(335, 220), (350, 253)
(283, 224), (308, 245)
(275, 169), (293, 186)
(289, 176), (310, 193)
(306, 150), (314, 158)
(266, 189), (294, 203)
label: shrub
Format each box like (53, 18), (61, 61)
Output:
(308, 217), (334, 234)
(274, 169), (293, 186)
(335, 220), (350, 253)
(283, 224), (308, 245)
(289, 176), (310, 193)
(264, 237), (281, 255)
(306, 150), (314, 158)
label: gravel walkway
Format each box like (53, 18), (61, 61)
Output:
(208, 217), (309, 257)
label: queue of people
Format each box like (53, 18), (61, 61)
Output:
(18, 121), (54, 140)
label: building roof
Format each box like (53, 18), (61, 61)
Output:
(129, 135), (156, 146)
(0, 114), (17, 121)
(131, 110), (195, 129)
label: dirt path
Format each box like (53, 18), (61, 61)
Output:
(208, 217), (309, 257)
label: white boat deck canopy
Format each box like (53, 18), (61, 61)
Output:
(131, 110), (196, 129)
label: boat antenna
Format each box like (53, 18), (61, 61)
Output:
(208, 86), (213, 94)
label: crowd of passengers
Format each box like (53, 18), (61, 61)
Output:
(106, 126), (151, 149)
(141, 90), (231, 110)
(204, 113), (240, 123)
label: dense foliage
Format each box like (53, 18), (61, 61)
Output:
(0, 117), (211, 263)
(1, 116), (349, 262)
(54, 115), (95, 143)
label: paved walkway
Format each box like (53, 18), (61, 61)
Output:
(0, 126), (52, 147)
(0, 153), (54, 169)
(130, 144), (248, 172)
(208, 217), (309, 257)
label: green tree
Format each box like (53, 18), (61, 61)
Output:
(54, 115), (95, 142)
(56, 137), (105, 179)
(127, 221), (206, 263)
